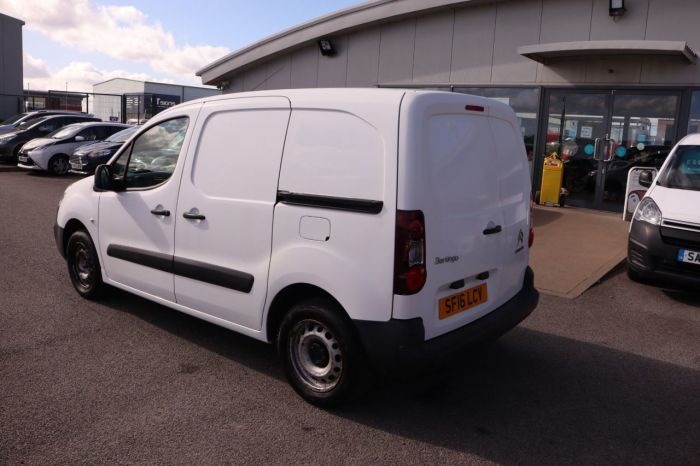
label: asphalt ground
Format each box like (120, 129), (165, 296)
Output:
(1, 165), (699, 465)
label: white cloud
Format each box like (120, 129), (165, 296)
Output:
(2, 0), (229, 82)
(22, 53), (167, 92)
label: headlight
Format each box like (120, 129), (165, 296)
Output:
(0, 135), (16, 143)
(92, 149), (113, 157)
(633, 197), (662, 225)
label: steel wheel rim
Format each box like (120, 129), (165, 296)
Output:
(53, 157), (68, 175)
(72, 243), (93, 289)
(289, 319), (343, 392)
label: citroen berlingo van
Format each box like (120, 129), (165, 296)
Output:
(54, 89), (538, 406)
(628, 133), (700, 288)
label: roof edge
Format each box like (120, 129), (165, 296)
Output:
(196, 0), (480, 84)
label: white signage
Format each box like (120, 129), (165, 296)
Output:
(580, 126), (593, 139)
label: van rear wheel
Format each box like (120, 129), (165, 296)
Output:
(277, 299), (369, 407)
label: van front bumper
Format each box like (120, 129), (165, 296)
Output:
(354, 267), (538, 376)
(628, 219), (700, 289)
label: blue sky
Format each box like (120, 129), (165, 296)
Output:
(2, 0), (360, 91)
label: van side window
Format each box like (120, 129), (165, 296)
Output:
(123, 117), (189, 189)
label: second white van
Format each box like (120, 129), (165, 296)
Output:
(54, 89), (538, 406)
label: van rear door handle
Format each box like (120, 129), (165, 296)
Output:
(483, 225), (502, 235)
(183, 211), (206, 220)
(150, 208), (170, 216)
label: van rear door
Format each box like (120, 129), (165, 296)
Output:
(394, 93), (516, 340)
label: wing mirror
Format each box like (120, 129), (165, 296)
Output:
(75, 135), (85, 142)
(94, 164), (119, 192)
(638, 170), (654, 188)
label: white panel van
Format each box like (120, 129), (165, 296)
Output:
(54, 89), (538, 406)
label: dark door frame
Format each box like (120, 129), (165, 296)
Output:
(534, 86), (685, 211)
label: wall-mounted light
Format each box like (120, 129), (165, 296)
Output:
(609, 0), (626, 17)
(318, 39), (336, 56)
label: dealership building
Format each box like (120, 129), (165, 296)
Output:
(197, 0), (700, 212)
(92, 78), (219, 123)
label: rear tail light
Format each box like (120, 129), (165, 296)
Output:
(528, 227), (534, 248)
(394, 210), (426, 295)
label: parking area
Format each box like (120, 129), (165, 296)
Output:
(1, 166), (699, 464)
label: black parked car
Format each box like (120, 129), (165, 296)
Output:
(0, 114), (100, 162)
(69, 126), (138, 175)
(0, 110), (92, 135)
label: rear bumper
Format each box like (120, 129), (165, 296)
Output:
(628, 220), (700, 289)
(354, 267), (539, 376)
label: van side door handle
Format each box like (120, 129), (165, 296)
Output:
(150, 208), (170, 216)
(183, 210), (206, 220)
(483, 225), (502, 235)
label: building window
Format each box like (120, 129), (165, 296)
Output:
(688, 90), (700, 134)
(453, 87), (540, 164)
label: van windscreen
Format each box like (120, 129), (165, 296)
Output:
(658, 145), (700, 191)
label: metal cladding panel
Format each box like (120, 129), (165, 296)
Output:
(585, 56), (642, 84)
(413, 11), (453, 84)
(243, 64), (270, 92)
(540, 0), (593, 43)
(536, 60), (588, 84)
(643, 0), (700, 84)
(265, 56), (292, 90)
(378, 19), (415, 85)
(346, 27), (380, 87)
(290, 45), (319, 89)
(450, 4), (496, 84)
(491, 0), (541, 84)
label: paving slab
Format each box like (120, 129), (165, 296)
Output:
(530, 205), (629, 298)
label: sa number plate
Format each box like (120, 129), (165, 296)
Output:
(677, 248), (700, 265)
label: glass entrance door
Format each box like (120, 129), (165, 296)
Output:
(542, 90), (680, 211)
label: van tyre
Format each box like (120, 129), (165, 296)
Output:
(277, 299), (370, 407)
(66, 230), (105, 299)
(49, 154), (69, 176)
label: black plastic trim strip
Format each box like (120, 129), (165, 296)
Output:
(173, 257), (254, 293)
(277, 191), (383, 214)
(106, 244), (254, 293)
(107, 244), (173, 274)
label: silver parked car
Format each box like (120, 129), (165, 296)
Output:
(17, 122), (129, 175)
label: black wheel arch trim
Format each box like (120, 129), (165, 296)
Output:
(106, 244), (254, 293)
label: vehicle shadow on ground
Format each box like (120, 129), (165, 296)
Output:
(531, 208), (564, 227)
(99, 288), (699, 465)
(99, 287), (282, 378)
(663, 289), (700, 307)
(336, 329), (700, 465)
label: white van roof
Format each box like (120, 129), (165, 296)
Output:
(678, 132), (700, 146)
(156, 88), (506, 118)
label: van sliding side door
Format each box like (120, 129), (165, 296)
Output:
(172, 97), (291, 330)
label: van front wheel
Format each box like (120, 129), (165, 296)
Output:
(66, 230), (105, 299)
(277, 300), (369, 407)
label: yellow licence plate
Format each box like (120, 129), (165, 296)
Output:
(439, 283), (488, 320)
